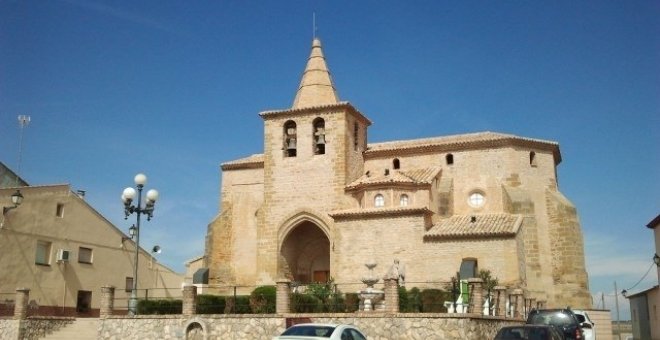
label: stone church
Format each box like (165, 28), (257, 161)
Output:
(204, 38), (591, 308)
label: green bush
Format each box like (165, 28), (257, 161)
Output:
(250, 286), (276, 314)
(291, 293), (323, 313)
(399, 287), (422, 313)
(343, 293), (360, 313)
(197, 294), (226, 314)
(224, 295), (251, 314)
(420, 289), (448, 313)
(137, 299), (182, 315)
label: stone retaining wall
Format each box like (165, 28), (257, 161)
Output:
(0, 317), (73, 340)
(99, 313), (523, 340)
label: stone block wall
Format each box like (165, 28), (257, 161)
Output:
(0, 317), (73, 340)
(97, 313), (522, 340)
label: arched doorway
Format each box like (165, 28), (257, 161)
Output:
(280, 221), (330, 283)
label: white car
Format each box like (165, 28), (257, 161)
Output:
(572, 310), (595, 340)
(272, 323), (367, 340)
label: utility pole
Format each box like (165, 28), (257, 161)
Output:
(614, 281), (621, 339)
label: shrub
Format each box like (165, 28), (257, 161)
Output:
(197, 294), (226, 314)
(399, 287), (421, 313)
(224, 295), (251, 314)
(250, 286), (276, 314)
(343, 293), (360, 313)
(420, 289), (448, 313)
(291, 293), (323, 313)
(137, 299), (182, 315)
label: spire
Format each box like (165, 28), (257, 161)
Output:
(292, 38), (339, 109)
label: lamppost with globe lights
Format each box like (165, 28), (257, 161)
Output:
(121, 173), (159, 316)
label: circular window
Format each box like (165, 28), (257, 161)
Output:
(468, 192), (485, 208)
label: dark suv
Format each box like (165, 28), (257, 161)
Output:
(526, 308), (584, 340)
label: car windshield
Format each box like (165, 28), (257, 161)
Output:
(496, 327), (552, 340)
(530, 312), (574, 327)
(281, 325), (336, 337)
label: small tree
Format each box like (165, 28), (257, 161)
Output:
(478, 269), (499, 291)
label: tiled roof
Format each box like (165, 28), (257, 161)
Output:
(424, 214), (522, 240)
(365, 131), (561, 164)
(346, 167), (441, 191)
(329, 206), (432, 220)
(221, 154), (264, 170)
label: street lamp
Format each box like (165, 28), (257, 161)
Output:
(3, 190), (24, 215)
(121, 173), (159, 316)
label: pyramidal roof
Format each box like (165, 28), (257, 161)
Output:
(292, 38), (339, 109)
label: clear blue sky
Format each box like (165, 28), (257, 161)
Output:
(1, 1), (658, 319)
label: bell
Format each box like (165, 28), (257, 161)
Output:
(287, 138), (297, 150)
(316, 134), (326, 145)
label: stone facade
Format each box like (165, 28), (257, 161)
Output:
(205, 38), (591, 308)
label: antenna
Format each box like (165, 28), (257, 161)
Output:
(16, 115), (31, 186)
(313, 12), (317, 39)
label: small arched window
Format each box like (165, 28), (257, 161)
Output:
(313, 118), (326, 155)
(393, 158), (400, 170)
(529, 151), (537, 167)
(400, 194), (409, 207)
(353, 122), (359, 151)
(284, 120), (297, 157)
(374, 194), (385, 207)
(446, 154), (454, 165)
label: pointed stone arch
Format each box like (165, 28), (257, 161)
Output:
(278, 210), (332, 283)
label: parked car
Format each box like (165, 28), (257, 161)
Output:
(527, 309), (584, 340)
(272, 323), (367, 340)
(572, 310), (595, 340)
(494, 325), (565, 340)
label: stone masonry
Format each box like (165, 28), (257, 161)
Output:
(204, 37), (592, 309)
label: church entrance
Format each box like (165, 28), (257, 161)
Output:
(280, 221), (330, 284)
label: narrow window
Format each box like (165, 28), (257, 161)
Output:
(374, 194), (385, 207)
(284, 120), (297, 157)
(313, 118), (326, 155)
(78, 247), (93, 264)
(529, 151), (537, 167)
(125, 277), (134, 292)
(353, 122), (359, 151)
(393, 158), (400, 169)
(446, 154), (454, 165)
(56, 203), (64, 218)
(35, 240), (52, 265)
(400, 194), (409, 206)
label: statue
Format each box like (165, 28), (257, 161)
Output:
(385, 259), (406, 286)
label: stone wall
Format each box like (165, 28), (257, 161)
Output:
(0, 319), (19, 340)
(0, 317), (73, 340)
(98, 313), (522, 340)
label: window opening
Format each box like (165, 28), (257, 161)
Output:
(284, 121), (297, 157)
(393, 158), (400, 169)
(78, 247), (93, 264)
(446, 154), (454, 165)
(374, 194), (385, 207)
(56, 203), (64, 218)
(313, 118), (326, 155)
(125, 277), (134, 292)
(36, 240), (52, 265)
(468, 192), (485, 208)
(400, 194), (409, 207)
(353, 122), (359, 151)
(530, 151), (537, 167)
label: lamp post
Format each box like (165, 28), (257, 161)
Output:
(3, 190), (24, 215)
(121, 173), (159, 316)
